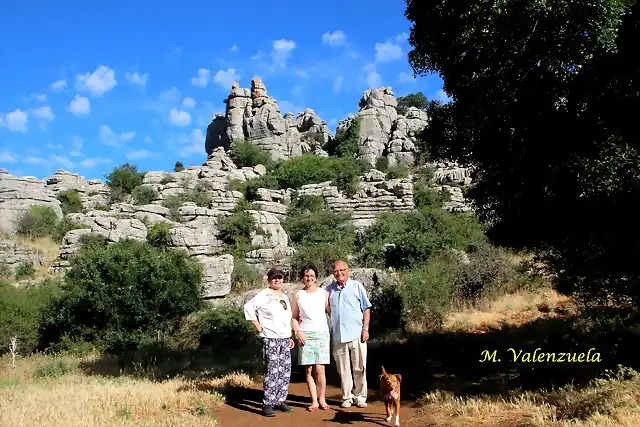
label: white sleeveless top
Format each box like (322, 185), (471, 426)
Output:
(297, 288), (329, 332)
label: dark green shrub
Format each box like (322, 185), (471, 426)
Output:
(0, 278), (62, 355)
(187, 181), (213, 207)
(229, 139), (275, 170)
(51, 217), (91, 243)
(198, 306), (259, 350)
(132, 185), (159, 205)
(375, 157), (390, 172)
(174, 162), (184, 172)
(159, 174), (176, 185)
(289, 243), (354, 279)
(147, 222), (172, 250)
(386, 165), (409, 179)
(14, 262), (35, 279)
(217, 207), (259, 258)
(326, 117), (361, 158)
(105, 164), (145, 201)
(38, 239), (204, 353)
(15, 205), (59, 239)
(231, 259), (263, 293)
(57, 191), (83, 214)
(162, 195), (185, 222)
(0, 263), (10, 280)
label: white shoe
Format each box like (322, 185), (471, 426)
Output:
(355, 399), (367, 408)
(341, 400), (352, 408)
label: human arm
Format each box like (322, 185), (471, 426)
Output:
(291, 291), (307, 345)
(325, 288), (331, 314)
(243, 292), (264, 334)
(358, 283), (372, 342)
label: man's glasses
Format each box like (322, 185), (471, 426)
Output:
(333, 268), (347, 274)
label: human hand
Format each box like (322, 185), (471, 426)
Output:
(289, 338), (295, 349)
(361, 329), (369, 343)
(296, 331), (307, 346)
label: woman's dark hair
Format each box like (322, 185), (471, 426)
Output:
(299, 264), (318, 280)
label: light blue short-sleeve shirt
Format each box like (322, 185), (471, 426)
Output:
(326, 278), (372, 343)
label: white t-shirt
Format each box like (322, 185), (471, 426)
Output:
(296, 287), (330, 332)
(243, 288), (292, 339)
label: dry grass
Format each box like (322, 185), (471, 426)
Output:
(416, 366), (640, 426)
(8, 235), (61, 278)
(0, 353), (254, 427)
(444, 288), (574, 334)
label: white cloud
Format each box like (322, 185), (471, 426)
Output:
(24, 154), (75, 170)
(375, 40), (403, 63)
(394, 32), (409, 43)
(0, 150), (16, 163)
(398, 71), (416, 84)
(126, 149), (154, 160)
(364, 64), (381, 89)
(213, 68), (240, 89)
(278, 100), (304, 115)
(50, 155), (74, 170)
(47, 144), (63, 150)
(23, 93), (47, 103)
(68, 95), (91, 116)
(191, 68), (211, 87)
(70, 135), (83, 157)
(30, 106), (55, 121)
(124, 71), (149, 86)
(433, 88), (453, 103)
(80, 157), (111, 168)
(178, 128), (206, 157)
(50, 79), (67, 92)
(144, 135), (153, 144)
(322, 30), (346, 46)
(182, 97), (196, 108)
(168, 108), (192, 127)
(0, 109), (28, 132)
(100, 124), (135, 147)
(76, 65), (117, 96)
(230, 44), (239, 52)
(271, 39), (296, 69)
(333, 76), (344, 93)
(294, 69), (308, 78)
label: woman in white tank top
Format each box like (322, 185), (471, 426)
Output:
(291, 264), (330, 412)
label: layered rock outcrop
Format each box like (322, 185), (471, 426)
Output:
(206, 78), (331, 160)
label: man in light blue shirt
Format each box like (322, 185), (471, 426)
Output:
(326, 260), (372, 408)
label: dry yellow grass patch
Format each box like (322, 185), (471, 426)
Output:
(415, 367), (640, 427)
(444, 288), (573, 333)
(0, 354), (254, 427)
(8, 235), (61, 277)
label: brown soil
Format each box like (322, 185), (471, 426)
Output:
(215, 380), (421, 427)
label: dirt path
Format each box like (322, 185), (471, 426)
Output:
(215, 380), (422, 427)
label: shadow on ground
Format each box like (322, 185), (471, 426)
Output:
(80, 306), (640, 403)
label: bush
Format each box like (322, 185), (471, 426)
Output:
(15, 205), (59, 239)
(187, 181), (213, 207)
(327, 117), (361, 158)
(57, 191), (83, 214)
(375, 157), (390, 172)
(147, 222), (172, 250)
(162, 195), (184, 222)
(14, 262), (35, 279)
(132, 185), (159, 205)
(217, 205), (259, 258)
(38, 239), (204, 353)
(289, 243), (354, 279)
(229, 139), (274, 170)
(174, 161), (184, 172)
(198, 306), (259, 350)
(0, 278), (62, 355)
(386, 165), (409, 179)
(231, 259), (263, 293)
(105, 164), (145, 201)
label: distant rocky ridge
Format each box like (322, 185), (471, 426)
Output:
(0, 82), (474, 299)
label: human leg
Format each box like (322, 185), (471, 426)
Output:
(305, 365), (318, 409)
(274, 338), (292, 411)
(316, 331), (330, 408)
(315, 364), (328, 408)
(350, 339), (368, 407)
(261, 338), (279, 416)
(332, 340), (354, 406)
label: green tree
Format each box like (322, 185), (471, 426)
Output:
(405, 0), (640, 306)
(396, 92), (428, 115)
(105, 163), (145, 201)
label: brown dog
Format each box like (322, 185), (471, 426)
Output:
(380, 366), (402, 426)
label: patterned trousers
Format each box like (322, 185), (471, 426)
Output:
(262, 338), (292, 407)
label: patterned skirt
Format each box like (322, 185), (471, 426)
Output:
(297, 330), (330, 365)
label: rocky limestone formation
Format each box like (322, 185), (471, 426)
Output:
(0, 239), (47, 274)
(205, 78), (331, 160)
(0, 171), (63, 234)
(336, 87), (429, 168)
(45, 170), (111, 210)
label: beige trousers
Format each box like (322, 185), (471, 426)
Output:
(332, 338), (368, 402)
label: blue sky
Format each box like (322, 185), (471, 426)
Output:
(0, 0), (447, 181)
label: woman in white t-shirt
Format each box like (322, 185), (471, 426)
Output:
(244, 267), (295, 418)
(291, 264), (331, 412)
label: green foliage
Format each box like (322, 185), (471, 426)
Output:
(396, 92), (428, 115)
(326, 117), (361, 158)
(197, 306), (259, 350)
(174, 161), (184, 172)
(147, 222), (172, 250)
(231, 259), (263, 293)
(229, 139), (274, 170)
(289, 243), (353, 279)
(187, 181), (213, 208)
(217, 203), (259, 258)
(57, 191), (83, 214)
(375, 157), (390, 172)
(16, 205), (59, 239)
(132, 185), (159, 205)
(0, 278), (62, 355)
(161, 195), (184, 222)
(14, 262), (35, 279)
(159, 174), (176, 185)
(386, 165), (409, 179)
(38, 239), (204, 353)
(0, 263), (10, 280)
(106, 164), (145, 202)
(359, 204), (486, 269)
(244, 175), (279, 201)
(405, 0), (640, 305)
(34, 359), (74, 378)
